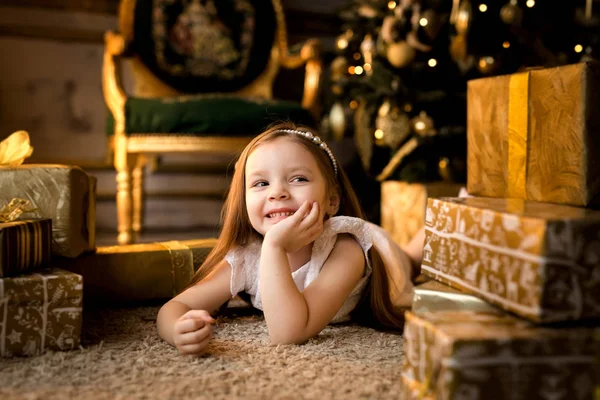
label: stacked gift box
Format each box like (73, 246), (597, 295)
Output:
(0, 144), (216, 357)
(400, 62), (600, 399)
(0, 164), (94, 357)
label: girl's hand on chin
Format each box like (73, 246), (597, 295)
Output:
(264, 200), (323, 253)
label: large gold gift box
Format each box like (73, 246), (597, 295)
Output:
(422, 197), (600, 323)
(0, 165), (96, 257)
(381, 181), (462, 246)
(467, 61), (600, 207)
(0, 268), (83, 357)
(59, 239), (216, 302)
(400, 311), (599, 400)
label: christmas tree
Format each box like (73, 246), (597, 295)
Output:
(321, 0), (599, 186)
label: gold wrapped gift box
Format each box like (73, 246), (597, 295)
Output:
(0, 165), (96, 258)
(381, 181), (462, 246)
(0, 268), (83, 357)
(58, 239), (216, 302)
(422, 197), (600, 323)
(0, 219), (52, 277)
(401, 310), (600, 400)
(467, 61), (600, 207)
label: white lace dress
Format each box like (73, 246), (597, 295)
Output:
(224, 216), (414, 323)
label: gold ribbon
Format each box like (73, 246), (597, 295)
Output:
(160, 241), (195, 296)
(507, 72), (529, 198)
(0, 198), (37, 223)
(0, 130), (33, 166)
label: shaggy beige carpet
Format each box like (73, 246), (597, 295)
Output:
(0, 304), (406, 399)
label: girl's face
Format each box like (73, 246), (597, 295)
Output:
(244, 136), (337, 236)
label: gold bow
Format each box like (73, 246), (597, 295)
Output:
(0, 198), (37, 223)
(0, 130), (34, 166)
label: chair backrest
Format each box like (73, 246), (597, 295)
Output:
(118, 0), (285, 98)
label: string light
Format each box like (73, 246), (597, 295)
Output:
(388, 1), (397, 10)
(575, 44), (583, 53)
(337, 38), (348, 50)
(479, 4), (487, 12)
(353, 53), (361, 60)
(348, 66), (355, 74)
(503, 41), (510, 48)
(349, 100), (358, 109)
(419, 18), (428, 26)
(404, 104), (413, 112)
(363, 63), (372, 72)
(428, 58), (438, 67)
(354, 66), (364, 75)
(374, 129), (384, 139)
(526, 0), (535, 7)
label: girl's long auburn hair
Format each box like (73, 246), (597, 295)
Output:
(187, 122), (406, 330)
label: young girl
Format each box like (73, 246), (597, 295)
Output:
(157, 122), (424, 355)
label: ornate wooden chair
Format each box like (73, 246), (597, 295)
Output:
(103, 0), (322, 245)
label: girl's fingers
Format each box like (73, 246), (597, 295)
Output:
(181, 310), (215, 323)
(176, 318), (206, 334)
(300, 202), (320, 227)
(176, 324), (212, 346)
(177, 334), (212, 356)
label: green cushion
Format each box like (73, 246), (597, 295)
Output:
(106, 96), (315, 136)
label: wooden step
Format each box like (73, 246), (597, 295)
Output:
(95, 196), (224, 232)
(87, 168), (232, 199)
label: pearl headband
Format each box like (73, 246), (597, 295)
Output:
(277, 129), (339, 176)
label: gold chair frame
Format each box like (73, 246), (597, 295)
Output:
(103, 0), (322, 245)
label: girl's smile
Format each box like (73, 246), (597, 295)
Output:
(266, 207), (296, 222)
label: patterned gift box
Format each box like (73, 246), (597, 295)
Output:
(58, 239), (216, 302)
(0, 219), (52, 277)
(0, 268), (83, 357)
(422, 197), (600, 323)
(0, 164), (96, 258)
(413, 280), (501, 316)
(381, 181), (462, 247)
(401, 310), (600, 400)
(467, 61), (600, 207)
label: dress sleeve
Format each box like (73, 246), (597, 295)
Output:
(224, 247), (247, 298)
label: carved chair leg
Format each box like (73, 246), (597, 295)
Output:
(132, 154), (148, 242)
(114, 136), (137, 245)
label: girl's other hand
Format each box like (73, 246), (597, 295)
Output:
(172, 309), (215, 356)
(264, 200), (323, 253)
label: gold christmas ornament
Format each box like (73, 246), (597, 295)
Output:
(500, 0), (523, 25)
(336, 29), (354, 50)
(329, 102), (347, 141)
(376, 100), (412, 148)
(354, 101), (374, 171)
(411, 111), (436, 137)
(386, 41), (417, 68)
(449, 0), (471, 62)
(360, 34), (376, 64)
(330, 56), (349, 81)
(0, 130), (34, 166)
(421, 9), (443, 40)
(358, 4), (379, 18)
(454, 0), (472, 35)
(477, 55), (499, 74)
